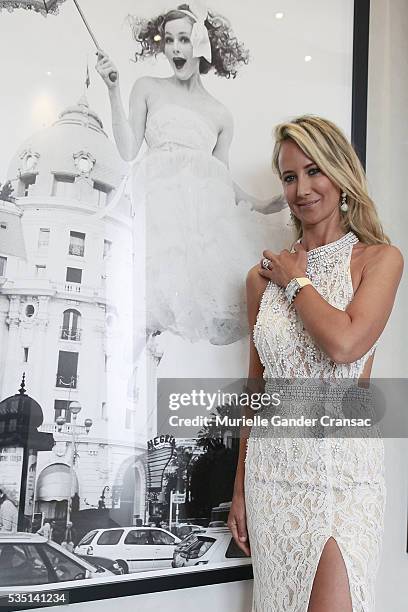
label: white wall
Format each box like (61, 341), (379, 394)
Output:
(367, 0), (408, 609)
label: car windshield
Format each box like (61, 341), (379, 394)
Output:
(0, 544), (50, 587)
(77, 530), (98, 547)
(96, 530), (124, 545)
(185, 537), (215, 559)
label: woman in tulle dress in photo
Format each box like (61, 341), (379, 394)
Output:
(96, 1), (287, 351)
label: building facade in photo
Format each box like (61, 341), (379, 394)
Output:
(0, 95), (147, 527)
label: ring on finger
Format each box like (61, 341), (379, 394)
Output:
(261, 257), (272, 270)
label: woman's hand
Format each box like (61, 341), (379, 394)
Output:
(227, 491), (251, 556)
(95, 49), (119, 89)
(259, 242), (308, 288)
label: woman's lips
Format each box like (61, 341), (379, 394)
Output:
(297, 198), (320, 209)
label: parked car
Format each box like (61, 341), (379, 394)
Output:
(172, 526), (250, 568)
(75, 553), (124, 575)
(0, 533), (113, 587)
(171, 523), (204, 540)
(74, 527), (181, 574)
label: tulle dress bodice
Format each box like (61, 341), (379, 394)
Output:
(145, 103), (218, 153)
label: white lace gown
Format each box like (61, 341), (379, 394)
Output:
(131, 102), (285, 345)
(244, 232), (386, 612)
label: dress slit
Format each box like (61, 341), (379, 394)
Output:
(305, 536), (353, 612)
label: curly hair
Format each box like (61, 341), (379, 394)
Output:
(128, 4), (249, 79)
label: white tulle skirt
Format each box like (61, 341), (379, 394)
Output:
(131, 147), (286, 345)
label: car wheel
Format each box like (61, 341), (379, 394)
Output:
(116, 560), (129, 574)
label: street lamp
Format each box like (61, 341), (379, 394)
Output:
(64, 401), (93, 536)
(55, 416), (66, 432)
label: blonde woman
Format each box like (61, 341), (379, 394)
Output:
(228, 116), (403, 611)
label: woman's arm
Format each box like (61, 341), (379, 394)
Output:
(227, 266), (267, 555)
(96, 51), (149, 161)
(212, 110), (286, 214)
(260, 243), (404, 364)
(233, 267), (266, 495)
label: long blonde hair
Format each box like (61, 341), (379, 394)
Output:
(272, 115), (390, 245)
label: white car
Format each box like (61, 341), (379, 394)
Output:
(74, 527), (181, 574)
(0, 533), (113, 587)
(172, 526), (250, 568)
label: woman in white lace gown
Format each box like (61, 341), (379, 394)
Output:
(228, 116), (403, 611)
(96, 2), (286, 347)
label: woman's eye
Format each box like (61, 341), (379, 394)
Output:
(308, 167), (320, 175)
(283, 175), (295, 183)
(165, 37), (173, 44)
(180, 36), (190, 43)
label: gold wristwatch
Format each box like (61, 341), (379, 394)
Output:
(284, 277), (312, 305)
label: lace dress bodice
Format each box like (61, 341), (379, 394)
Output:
(254, 231), (377, 379)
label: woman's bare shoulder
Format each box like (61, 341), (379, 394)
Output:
(361, 243), (404, 270)
(130, 75), (169, 97)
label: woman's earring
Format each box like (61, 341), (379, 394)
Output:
(340, 192), (348, 212)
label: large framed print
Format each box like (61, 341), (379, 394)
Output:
(0, 0), (369, 603)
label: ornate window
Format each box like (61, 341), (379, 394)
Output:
(61, 309), (81, 341)
(56, 350), (79, 389)
(69, 231), (85, 257)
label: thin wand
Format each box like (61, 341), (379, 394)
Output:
(70, 0), (117, 82)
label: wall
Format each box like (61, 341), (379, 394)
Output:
(367, 0), (408, 608)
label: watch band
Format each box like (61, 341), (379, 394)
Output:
(284, 277), (312, 305)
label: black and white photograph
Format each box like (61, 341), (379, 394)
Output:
(0, 1), (407, 610)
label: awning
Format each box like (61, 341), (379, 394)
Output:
(36, 463), (78, 502)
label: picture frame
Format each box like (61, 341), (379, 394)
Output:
(0, 0), (370, 610)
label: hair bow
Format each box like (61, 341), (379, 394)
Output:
(179, 1), (212, 63)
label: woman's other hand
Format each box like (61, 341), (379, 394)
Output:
(227, 492), (251, 556)
(259, 242), (308, 287)
(95, 49), (119, 89)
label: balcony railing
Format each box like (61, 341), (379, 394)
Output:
(69, 244), (85, 257)
(55, 374), (78, 389)
(60, 327), (81, 341)
(64, 282), (81, 293)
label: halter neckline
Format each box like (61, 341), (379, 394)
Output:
(298, 231), (359, 261)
